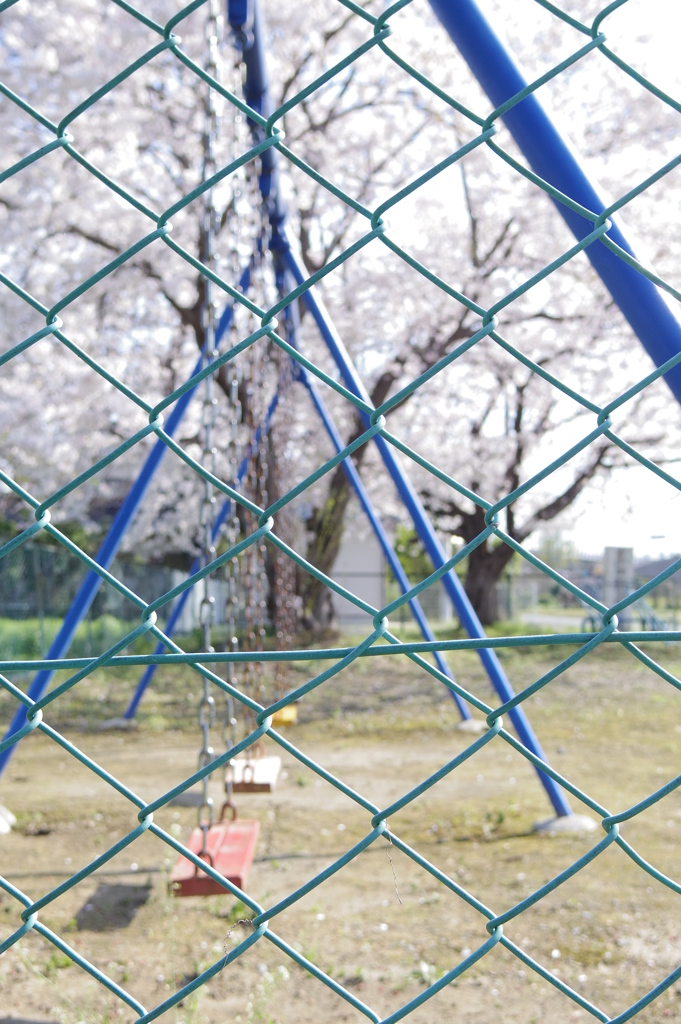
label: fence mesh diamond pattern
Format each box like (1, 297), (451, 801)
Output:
(1, 0), (681, 1022)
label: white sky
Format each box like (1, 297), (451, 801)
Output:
(559, 467), (681, 560)
(558, 1), (681, 558)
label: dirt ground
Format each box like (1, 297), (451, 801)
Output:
(1, 635), (681, 1023)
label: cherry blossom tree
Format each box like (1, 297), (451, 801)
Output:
(1, 0), (679, 626)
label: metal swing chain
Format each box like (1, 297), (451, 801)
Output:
(220, 49), (257, 800)
(253, 352), (269, 721)
(271, 338), (298, 704)
(221, 335), (241, 805)
(241, 338), (264, 755)
(240, 203), (272, 757)
(196, 0), (224, 852)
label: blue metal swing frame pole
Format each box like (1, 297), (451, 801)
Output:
(0, 363), (202, 779)
(234, 0), (471, 722)
(0, 263), (253, 781)
(228, 0), (571, 816)
(281, 238), (571, 817)
(237, 0), (473, 721)
(283, 288), (472, 722)
(428, 0), (681, 403)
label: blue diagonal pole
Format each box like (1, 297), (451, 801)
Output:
(235, 0), (571, 816)
(283, 294), (472, 721)
(428, 0), (681, 404)
(0, 263), (253, 780)
(281, 234), (572, 817)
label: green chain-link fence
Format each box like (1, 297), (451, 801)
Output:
(2, 0), (681, 1020)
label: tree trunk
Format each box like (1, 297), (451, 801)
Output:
(464, 558), (501, 625)
(300, 461), (354, 630)
(463, 535), (516, 626)
(298, 368), (400, 632)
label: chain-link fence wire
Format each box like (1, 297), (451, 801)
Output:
(1, 0), (681, 1020)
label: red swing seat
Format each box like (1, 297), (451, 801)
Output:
(170, 804), (260, 897)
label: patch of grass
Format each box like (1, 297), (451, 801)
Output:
(396, 802), (535, 847)
(561, 938), (611, 967)
(0, 614), (159, 660)
(246, 964), (291, 1024)
(44, 951), (73, 975)
(300, 944), (319, 966)
(220, 899), (257, 927)
(342, 965), (364, 987)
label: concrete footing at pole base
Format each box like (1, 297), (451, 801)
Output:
(0, 804), (16, 834)
(533, 814), (598, 834)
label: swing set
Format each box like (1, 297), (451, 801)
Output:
(6, 0), (681, 913)
(0, 0), (597, 892)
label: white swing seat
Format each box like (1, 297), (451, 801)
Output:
(226, 755), (282, 793)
